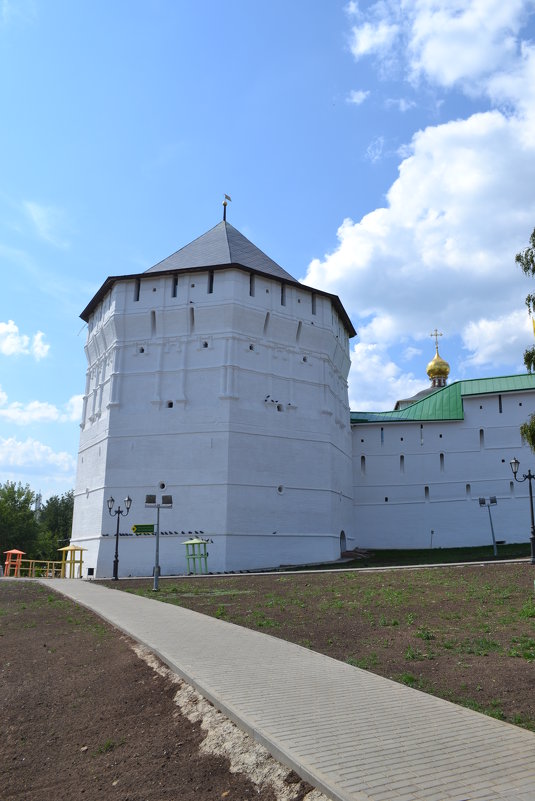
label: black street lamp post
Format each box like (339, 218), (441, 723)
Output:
(107, 495), (132, 580)
(510, 457), (535, 565)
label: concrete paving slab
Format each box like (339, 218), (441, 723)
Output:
(43, 579), (535, 801)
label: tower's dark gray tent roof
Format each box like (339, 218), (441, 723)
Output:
(80, 220), (356, 337)
(145, 221), (296, 282)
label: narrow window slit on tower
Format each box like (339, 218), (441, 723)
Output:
(151, 310), (156, 336)
(280, 283), (286, 306)
(361, 455), (366, 475)
(311, 293), (317, 315)
(172, 274), (178, 298)
(207, 270), (214, 294)
(263, 312), (270, 335)
(498, 394), (502, 413)
(296, 321), (302, 343)
(480, 429), (485, 448)
(190, 307), (195, 333)
(249, 274), (255, 297)
(134, 278), (140, 302)
(400, 454), (404, 473)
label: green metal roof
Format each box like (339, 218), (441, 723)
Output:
(350, 373), (535, 424)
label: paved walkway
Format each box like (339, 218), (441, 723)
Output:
(44, 579), (535, 801)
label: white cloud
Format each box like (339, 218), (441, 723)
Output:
(1, 0), (37, 26)
(0, 436), (75, 473)
(0, 320), (49, 359)
(403, 346), (422, 360)
(63, 395), (84, 423)
(407, 0), (530, 90)
(0, 388), (83, 425)
(311, 2), (535, 407)
(365, 135), (385, 162)
(348, 342), (428, 411)
(349, 20), (399, 59)
(306, 102), (535, 370)
(23, 200), (69, 248)
(461, 310), (531, 369)
(0, 400), (60, 426)
(348, 1), (533, 94)
(31, 331), (50, 360)
(347, 89), (370, 105)
(387, 97), (416, 112)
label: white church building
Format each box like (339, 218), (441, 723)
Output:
(70, 217), (535, 576)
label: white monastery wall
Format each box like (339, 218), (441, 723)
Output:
(351, 389), (535, 550)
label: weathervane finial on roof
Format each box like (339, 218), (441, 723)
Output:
(222, 194), (232, 222)
(430, 328), (443, 352)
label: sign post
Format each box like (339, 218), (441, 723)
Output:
(131, 524), (155, 534)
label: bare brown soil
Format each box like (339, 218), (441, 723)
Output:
(0, 582), (318, 801)
(105, 561), (535, 730)
(3, 563), (535, 801)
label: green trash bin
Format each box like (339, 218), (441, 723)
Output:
(183, 538), (209, 574)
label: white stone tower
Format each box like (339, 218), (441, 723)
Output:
(71, 218), (356, 576)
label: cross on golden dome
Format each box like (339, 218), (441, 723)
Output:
(427, 328), (450, 386)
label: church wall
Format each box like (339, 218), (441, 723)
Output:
(351, 389), (535, 550)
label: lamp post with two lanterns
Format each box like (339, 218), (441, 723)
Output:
(510, 457), (535, 565)
(107, 495), (132, 580)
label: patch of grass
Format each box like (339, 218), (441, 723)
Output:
(379, 614), (399, 627)
(458, 637), (503, 656)
(246, 610), (279, 629)
(511, 714), (535, 731)
(520, 598), (535, 619)
(459, 698), (505, 720)
(347, 652), (378, 669)
(302, 542), (531, 569)
(415, 626), (435, 641)
(509, 635), (535, 661)
(94, 737), (125, 755)
(405, 645), (425, 661)
(398, 672), (424, 688)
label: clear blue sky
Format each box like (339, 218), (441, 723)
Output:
(2, 1), (535, 499)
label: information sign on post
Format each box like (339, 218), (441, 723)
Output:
(132, 524), (155, 534)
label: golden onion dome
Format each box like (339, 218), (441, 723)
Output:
(426, 348), (450, 379)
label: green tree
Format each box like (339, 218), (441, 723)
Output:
(516, 226), (535, 372)
(517, 227), (535, 452)
(35, 490), (74, 560)
(0, 481), (39, 557)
